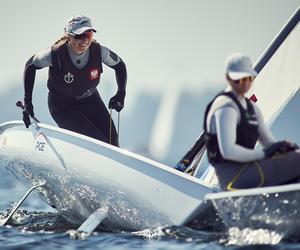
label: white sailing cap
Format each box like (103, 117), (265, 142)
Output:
(65, 15), (97, 35)
(225, 52), (257, 80)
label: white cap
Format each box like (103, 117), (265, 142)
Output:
(65, 15), (96, 35)
(225, 52), (257, 80)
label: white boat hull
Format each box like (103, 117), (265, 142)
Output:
(0, 121), (217, 231)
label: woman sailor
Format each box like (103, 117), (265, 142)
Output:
(203, 52), (300, 190)
(22, 15), (127, 147)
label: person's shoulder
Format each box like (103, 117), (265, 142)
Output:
(51, 41), (68, 55)
(32, 47), (52, 68)
(212, 94), (238, 111)
(99, 45), (109, 58)
(99, 44), (108, 51)
(214, 94), (233, 104)
(35, 47), (52, 56)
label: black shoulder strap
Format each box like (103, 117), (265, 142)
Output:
(221, 91), (247, 117)
(221, 92), (242, 109)
(51, 41), (67, 74)
(51, 45), (60, 74)
(203, 91), (227, 132)
(245, 98), (255, 114)
(90, 41), (103, 72)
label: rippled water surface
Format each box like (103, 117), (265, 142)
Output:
(0, 164), (300, 250)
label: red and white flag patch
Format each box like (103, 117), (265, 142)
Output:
(89, 68), (100, 80)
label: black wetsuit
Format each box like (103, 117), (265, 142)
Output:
(48, 91), (118, 145)
(24, 40), (127, 147)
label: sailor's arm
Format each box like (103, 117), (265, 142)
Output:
(23, 48), (51, 127)
(24, 48), (52, 102)
(24, 56), (38, 104)
(101, 46), (127, 111)
(215, 106), (265, 162)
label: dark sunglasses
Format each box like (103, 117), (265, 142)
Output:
(73, 31), (93, 40)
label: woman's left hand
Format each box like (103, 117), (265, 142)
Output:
(109, 90), (126, 112)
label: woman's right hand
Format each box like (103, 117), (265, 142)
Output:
(22, 99), (34, 128)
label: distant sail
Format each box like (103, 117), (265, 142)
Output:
(149, 85), (182, 159)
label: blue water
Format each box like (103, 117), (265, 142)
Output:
(0, 165), (299, 250)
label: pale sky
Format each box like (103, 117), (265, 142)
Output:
(1, 0), (300, 104)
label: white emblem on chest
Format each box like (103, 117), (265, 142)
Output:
(89, 68), (99, 80)
(64, 72), (74, 83)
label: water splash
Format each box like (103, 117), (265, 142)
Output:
(132, 227), (164, 242)
(223, 227), (283, 245)
(133, 225), (223, 244)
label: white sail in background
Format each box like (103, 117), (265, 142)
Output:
(148, 85), (182, 160)
(250, 8), (300, 125)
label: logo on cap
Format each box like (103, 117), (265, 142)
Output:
(64, 72), (75, 83)
(80, 20), (88, 25)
